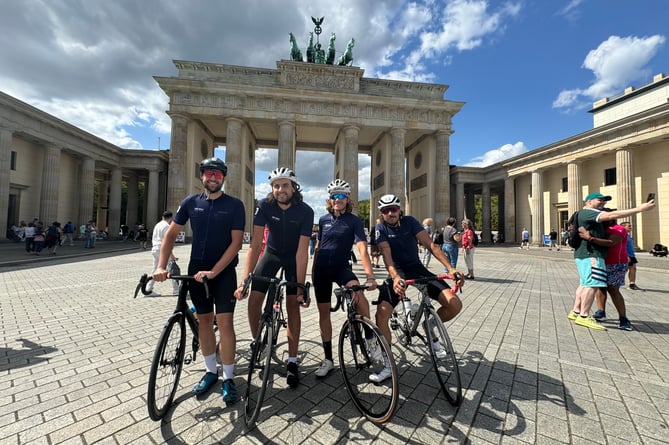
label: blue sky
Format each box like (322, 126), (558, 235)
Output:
(1, 0), (667, 217)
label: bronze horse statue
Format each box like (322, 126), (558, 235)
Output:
(326, 32), (336, 65)
(338, 38), (355, 66)
(289, 32), (303, 62)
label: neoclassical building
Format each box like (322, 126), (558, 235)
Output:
(1, 63), (667, 249)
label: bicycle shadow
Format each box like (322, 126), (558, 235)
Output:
(379, 349), (585, 443)
(0, 338), (58, 372)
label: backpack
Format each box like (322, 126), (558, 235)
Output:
(433, 230), (443, 245)
(472, 231), (479, 246)
(567, 211), (581, 249)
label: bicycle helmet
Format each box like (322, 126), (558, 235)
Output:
(326, 179), (351, 195)
(199, 157), (228, 176)
(268, 167), (299, 186)
(378, 194), (401, 209)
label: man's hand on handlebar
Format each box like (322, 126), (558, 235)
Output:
(153, 267), (169, 282)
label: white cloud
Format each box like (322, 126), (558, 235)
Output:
(553, 34), (666, 110)
(464, 141), (528, 167)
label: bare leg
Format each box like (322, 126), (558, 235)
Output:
(285, 295), (301, 357)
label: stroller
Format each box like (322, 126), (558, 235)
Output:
(650, 244), (668, 257)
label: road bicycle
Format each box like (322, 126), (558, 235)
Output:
(332, 283), (398, 423)
(134, 273), (210, 421)
(241, 272), (310, 430)
(389, 273), (463, 405)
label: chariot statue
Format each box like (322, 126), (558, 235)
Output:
(337, 38), (355, 66)
(289, 32), (303, 62)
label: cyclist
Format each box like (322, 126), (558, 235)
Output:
(312, 179), (378, 378)
(153, 157), (245, 404)
(235, 167), (314, 388)
(372, 194), (464, 382)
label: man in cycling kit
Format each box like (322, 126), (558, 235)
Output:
(373, 194), (464, 382)
(311, 179), (378, 378)
(153, 158), (245, 404)
(235, 167), (314, 388)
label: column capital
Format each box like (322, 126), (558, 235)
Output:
(390, 127), (406, 136)
(226, 117), (244, 126)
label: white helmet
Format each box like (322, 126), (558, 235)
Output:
(326, 179), (351, 195)
(378, 194), (400, 209)
(268, 167), (299, 186)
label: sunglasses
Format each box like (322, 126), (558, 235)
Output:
(203, 170), (223, 179)
(329, 193), (348, 200)
(380, 206), (400, 215)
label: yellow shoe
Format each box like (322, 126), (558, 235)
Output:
(575, 315), (607, 331)
(567, 311), (579, 321)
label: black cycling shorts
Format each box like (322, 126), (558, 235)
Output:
(376, 265), (450, 308)
(312, 264), (358, 304)
(252, 249), (299, 295)
(188, 262), (237, 314)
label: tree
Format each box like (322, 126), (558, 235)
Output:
(357, 199), (371, 228)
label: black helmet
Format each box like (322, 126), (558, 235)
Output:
(200, 157), (228, 176)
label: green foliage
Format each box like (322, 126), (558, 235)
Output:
(357, 199), (370, 227)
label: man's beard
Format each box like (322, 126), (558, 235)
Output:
(205, 182), (222, 193)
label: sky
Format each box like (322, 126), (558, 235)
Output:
(1, 0), (667, 219)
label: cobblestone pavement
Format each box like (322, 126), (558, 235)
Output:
(1, 243), (668, 444)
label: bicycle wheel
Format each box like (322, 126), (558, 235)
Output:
(424, 308), (462, 406)
(244, 319), (274, 429)
(147, 313), (186, 420)
(338, 317), (398, 423)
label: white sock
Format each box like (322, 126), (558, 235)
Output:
(204, 353), (217, 374)
(222, 364), (235, 380)
(287, 357), (297, 364)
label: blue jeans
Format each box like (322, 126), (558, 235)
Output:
(442, 243), (458, 269)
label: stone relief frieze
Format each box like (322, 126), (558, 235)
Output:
(173, 92), (450, 125)
(285, 72), (355, 91)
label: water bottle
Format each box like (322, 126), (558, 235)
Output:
(403, 298), (412, 318)
(189, 305), (196, 313)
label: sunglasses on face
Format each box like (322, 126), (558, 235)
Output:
(203, 170), (223, 179)
(380, 206), (400, 215)
(330, 193), (348, 201)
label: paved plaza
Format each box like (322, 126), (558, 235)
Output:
(1, 241), (668, 444)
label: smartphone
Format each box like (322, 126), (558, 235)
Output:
(647, 193), (655, 202)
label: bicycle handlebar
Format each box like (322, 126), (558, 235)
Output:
(400, 272), (463, 294)
(241, 273), (311, 306)
(331, 284), (372, 312)
(134, 274), (209, 299)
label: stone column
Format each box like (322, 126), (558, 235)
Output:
(389, 128), (406, 207)
(342, 125), (360, 213)
(79, 158), (96, 225)
(455, 182), (465, 222)
(278, 120), (296, 169)
(97, 178), (108, 229)
(126, 174), (138, 226)
(616, 148), (634, 211)
(531, 170), (543, 246)
(481, 182), (491, 243)
(39, 144), (61, 223)
(146, 170), (160, 229)
(108, 167), (122, 239)
(434, 130), (451, 228)
(567, 162), (582, 215)
(504, 177), (516, 243)
(167, 113), (188, 212)
(0, 128), (12, 232)
(225, 118), (243, 199)
(465, 189), (475, 222)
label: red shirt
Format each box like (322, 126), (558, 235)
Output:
(605, 224), (628, 264)
(462, 229), (475, 249)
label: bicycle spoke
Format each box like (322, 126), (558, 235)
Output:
(338, 318), (398, 423)
(424, 309), (462, 406)
(147, 314), (185, 420)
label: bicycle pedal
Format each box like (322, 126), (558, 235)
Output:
(184, 354), (193, 365)
(390, 318), (399, 330)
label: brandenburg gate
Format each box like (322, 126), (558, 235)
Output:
(155, 58), (463, 231)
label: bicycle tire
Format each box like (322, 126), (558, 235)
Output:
(244, 319), (274, 429)
(147, 312), (186, 420)
(338, 316), (398, 423)
(424, 308), (462, 406)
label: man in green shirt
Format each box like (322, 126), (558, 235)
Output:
(568, 192), (655, 330)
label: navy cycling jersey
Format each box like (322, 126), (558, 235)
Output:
(174, 192), (245, 266)
(375, 215), (424, 269)
(314, 212), (366, 267)
(253, 198), (314, 255)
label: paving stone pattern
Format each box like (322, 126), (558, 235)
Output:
(1, 244), (668, 444)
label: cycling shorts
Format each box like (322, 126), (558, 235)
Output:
(312, 264), (358, 304)
(252, 249), (299, 295)
(376, 265), (450, 307)
(188, 262), (237, 314)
